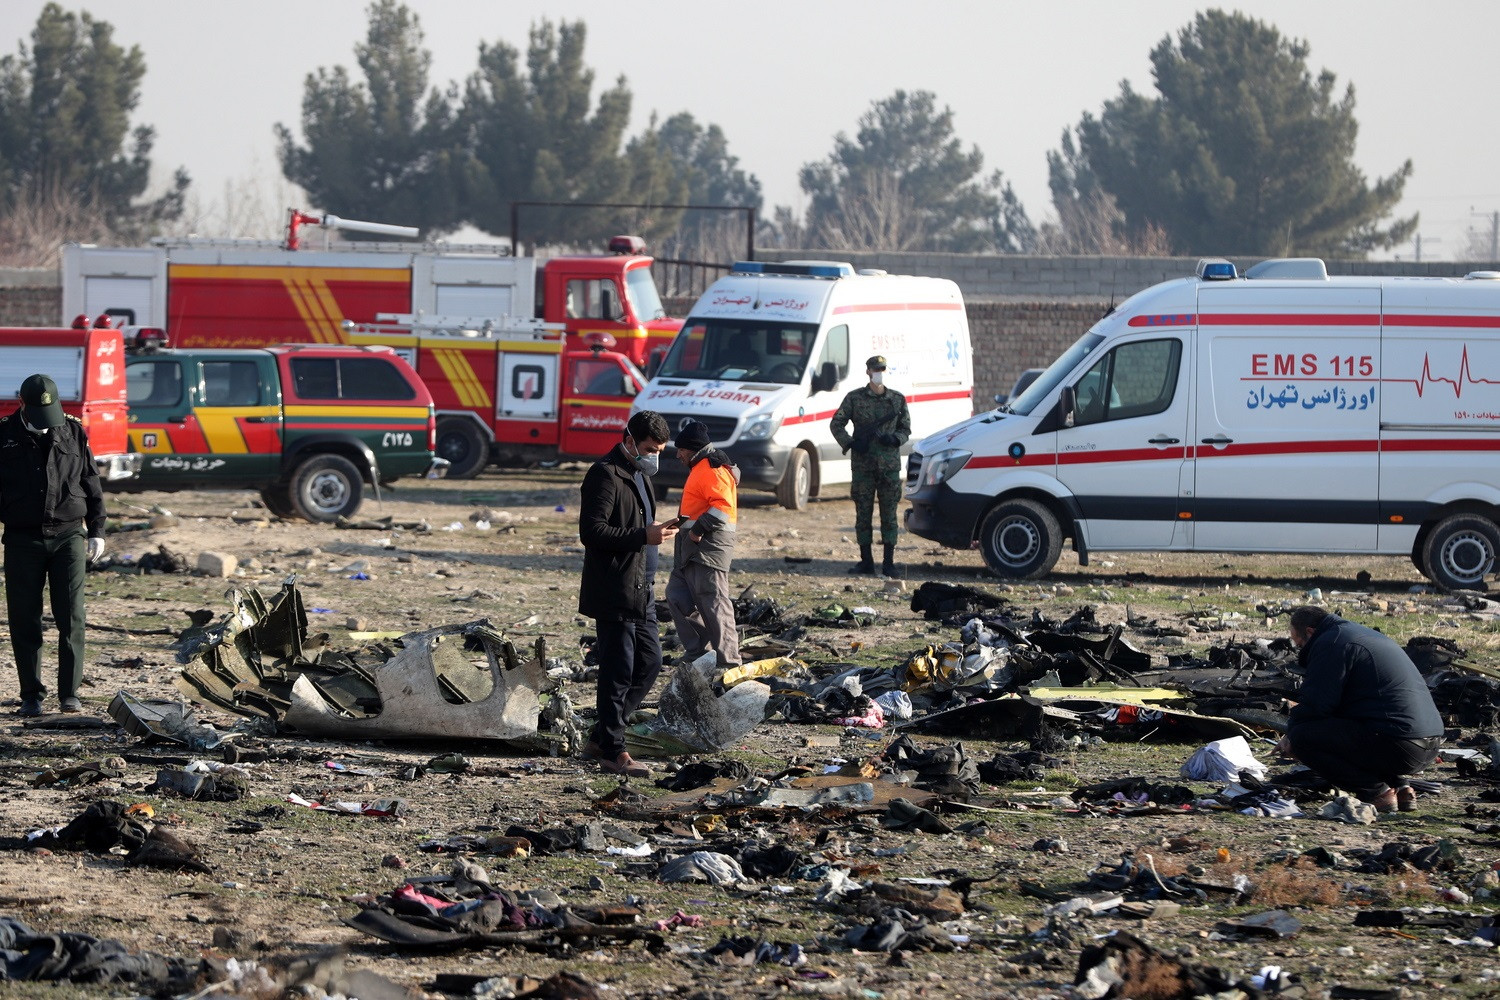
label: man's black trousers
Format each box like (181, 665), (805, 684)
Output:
(1288, 716), (1440, 799)
(591, 617), (662, 758)
(5, 527), (87, 701)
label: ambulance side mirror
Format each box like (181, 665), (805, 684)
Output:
(1060, 386), (1077, 428)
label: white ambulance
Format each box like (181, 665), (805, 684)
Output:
(633, 261), (973, 508)
(905, 257), (1500, 591)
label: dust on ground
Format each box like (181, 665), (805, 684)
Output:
(1, 469), (1497, 998)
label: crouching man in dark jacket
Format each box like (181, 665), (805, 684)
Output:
(577, 410), (678, 778)
(1281, 606), (1443, 813)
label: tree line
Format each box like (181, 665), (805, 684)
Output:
(0, 2), (1425, 265)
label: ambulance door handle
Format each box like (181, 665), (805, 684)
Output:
(1201, 435), (1233, 445)
(1148, 435), (1180, 445)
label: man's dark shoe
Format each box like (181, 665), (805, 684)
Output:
(600, 752), (649, 778)
(1368, 787), (1399, 814)
(59, 696), (82, 714)
(18, 696), (43, 718)
(1396, 785), (1418, 812)
(848, 560), (876, 575)
(881, 543), (899, 578)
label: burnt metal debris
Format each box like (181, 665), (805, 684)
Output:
(173, 580), (547, 741)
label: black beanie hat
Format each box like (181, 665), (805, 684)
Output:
(674, 419), (711, 452)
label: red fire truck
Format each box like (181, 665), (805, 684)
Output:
(344, 314), (646, 464)
(0, 316), (142, 481)
(61, 212), (682, 476)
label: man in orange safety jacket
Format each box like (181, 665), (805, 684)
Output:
(665, 419), (741, 668)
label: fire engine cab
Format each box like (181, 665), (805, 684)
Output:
(60, 211), (682, 476)
(344, 314), (646, 463)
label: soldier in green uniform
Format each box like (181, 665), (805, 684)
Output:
(830, 356), (911, 577)
(0, 374), (106, 717)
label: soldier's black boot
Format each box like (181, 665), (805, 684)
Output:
(849, 544), (876, 574)
(881, 543), (899, 578)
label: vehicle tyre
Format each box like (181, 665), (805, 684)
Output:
(259, 484), (298, 519)
(289, 454), (364, 523)
(777, 448), (812, 510)
(435, 417), (491, 480)
(1410, 535), (1429, 579)
(978, 499), (1062, 579)
(1421, 513), (1499, 591)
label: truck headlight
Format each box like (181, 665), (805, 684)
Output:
(921, 448), (972, 487)
(739, 413), (781, 441)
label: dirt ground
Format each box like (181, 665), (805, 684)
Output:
(2, 469), (1499, 998)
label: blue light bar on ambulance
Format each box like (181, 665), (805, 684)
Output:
(731, 260), (854, 278)
(1195, 258), (1238, 281)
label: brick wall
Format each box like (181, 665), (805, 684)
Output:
(0, 268), (60, 325)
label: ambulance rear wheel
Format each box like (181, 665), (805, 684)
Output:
(259, 484), (298, 519)
(1421, 513), (1498, 591)
(289, 454), (364, 523)
(979, 499), (1062, 580)
(436, 418), (491, 479)
(777, 448), (812, 510)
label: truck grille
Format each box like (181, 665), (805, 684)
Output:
(905, 451), (923, 491)
(655, 413), (739, 444)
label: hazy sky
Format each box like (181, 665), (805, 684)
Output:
(3, 0), (1497, 260)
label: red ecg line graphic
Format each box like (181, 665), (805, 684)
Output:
(1383, 346), (1500, 398)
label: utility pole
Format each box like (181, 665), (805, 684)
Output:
(1466, 208), (1498, 262)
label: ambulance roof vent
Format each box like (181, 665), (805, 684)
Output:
(1243, 257), (1329, 280)
(857, 268), (888, 276)
(1195, 257), (1238, 281)
(732, 260), (854, 278)
(1464, 270), (1500, 280)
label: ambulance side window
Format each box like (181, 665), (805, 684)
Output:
(817, 325), (850, 381)
(1073, 338), (1181, 426)
(126, 360), (182, 406)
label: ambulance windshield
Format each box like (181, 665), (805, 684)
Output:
(658, 320), (819, 385)
(1007, 332), (1105, 415)
(625, 266), (668, 320)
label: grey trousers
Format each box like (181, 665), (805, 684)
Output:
(666, 561), (741, 667)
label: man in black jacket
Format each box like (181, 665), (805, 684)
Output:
(1280, 606), (1443, 813)
(1, 374), (107, 717)
(578, 410), (678, 777)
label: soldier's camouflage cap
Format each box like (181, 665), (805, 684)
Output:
(866, 355), (887, 371)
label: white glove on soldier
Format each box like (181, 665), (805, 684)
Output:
(87, 537), (106, 563)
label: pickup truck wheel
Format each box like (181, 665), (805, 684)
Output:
(436, 418), (490, 480)
(979, 499), (1062, 579)
(777, 448), (812, 510)
(1421, 513), (1498, 591)
(259, 485), (298, 519)
(289, 454), (364, 523)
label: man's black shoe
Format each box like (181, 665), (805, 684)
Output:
(18, 696), (43, 718)
(59, 696), (82, 714)
(848, 560), (876, 575)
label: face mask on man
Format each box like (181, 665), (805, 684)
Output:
(626, 437), (660, 476)
(869, 372), (885, 387)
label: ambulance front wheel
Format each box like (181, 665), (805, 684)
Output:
(777, 448), (812, 510)
(1421, 513), (1498, 591)
(436, 418), (491, 479)
(979, 499), (1062, 580)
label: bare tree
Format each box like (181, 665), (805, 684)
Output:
(1455, 211), (1500, 263)
(0, 179), (114, 267)
(811, 171), (928, 252)
(1035, 187), (1171, 255)
(167, 155), (307, 240)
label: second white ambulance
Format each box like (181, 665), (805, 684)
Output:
(905, 257), (1500, 591)
(634, 261), (973, 508)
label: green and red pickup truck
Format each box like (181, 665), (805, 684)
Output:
(121, 341), (447, 521)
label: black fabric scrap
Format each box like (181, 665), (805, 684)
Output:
(881, 798), (953, 834)
(882, 735), (980, 799)
(0, 915), (195, 990)
(655, 760), (752, 792)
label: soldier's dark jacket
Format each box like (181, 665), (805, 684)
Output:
(830, 385), (912, 472)
(0, 411), (105, 539)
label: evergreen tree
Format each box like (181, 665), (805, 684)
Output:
(1051, 9), (1414, 256)
(0, 2), (187, 240)
(462, 19), (667, 250)
(653, 112), (762, 258)
(276, 0), (470, 237)
(799, 90), (1032, 253)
